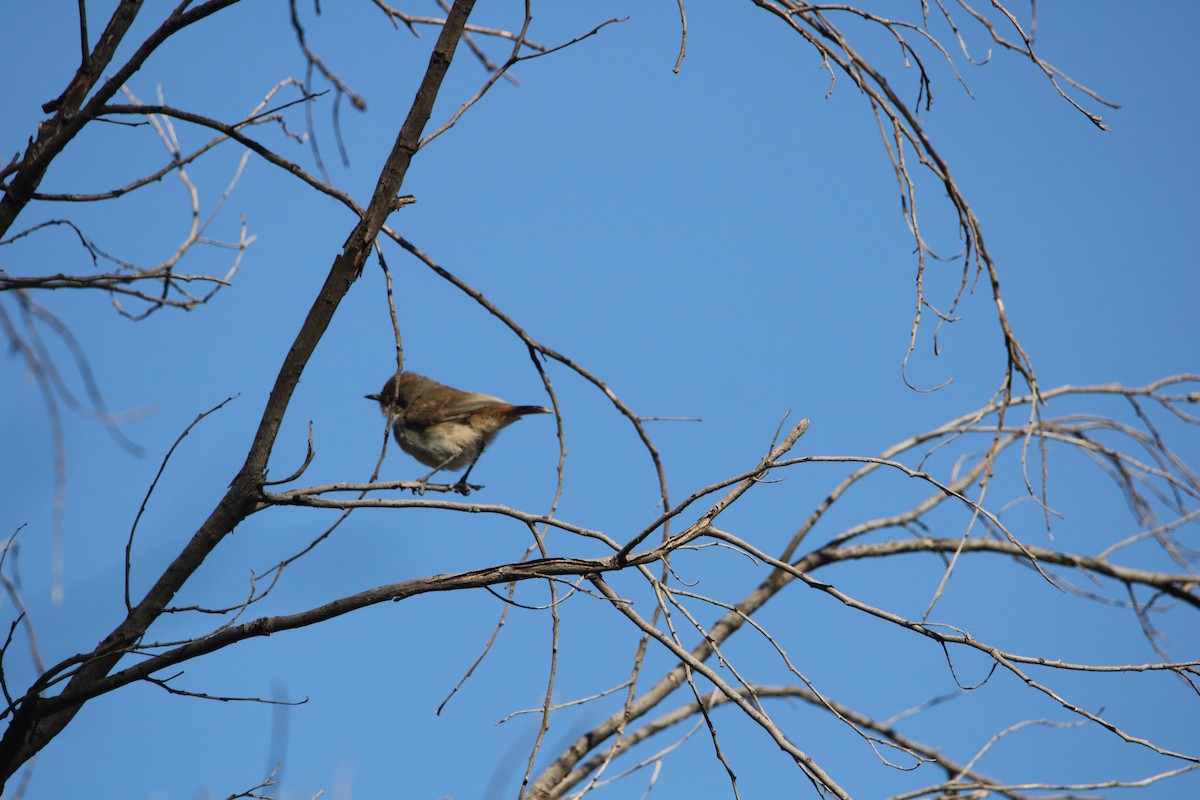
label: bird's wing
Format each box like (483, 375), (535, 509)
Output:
(408, 391), (513, 426)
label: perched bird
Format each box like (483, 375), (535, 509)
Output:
(365, 371), (550, 492)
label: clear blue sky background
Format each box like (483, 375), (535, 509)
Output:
(1, 2), (1197, 798)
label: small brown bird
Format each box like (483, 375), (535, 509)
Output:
(365, 372), (550, 492)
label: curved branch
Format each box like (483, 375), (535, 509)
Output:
(1, 0), (246, 234)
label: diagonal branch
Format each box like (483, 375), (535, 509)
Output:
(0, 0), (480, 786)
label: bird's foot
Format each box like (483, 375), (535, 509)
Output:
(451, 480), (483, 496)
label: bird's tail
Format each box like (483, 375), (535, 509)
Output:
(514, 405), (552, 416)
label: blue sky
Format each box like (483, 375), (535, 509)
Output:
(2, 2), (1198, 799)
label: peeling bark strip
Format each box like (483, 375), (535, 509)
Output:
(0, 0), (478, 787)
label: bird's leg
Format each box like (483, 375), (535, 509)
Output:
(411, 468), (440, 496)
(451, 458), (484, 496)
(412, 456), (480, 496)
(413, 458), (456, 495)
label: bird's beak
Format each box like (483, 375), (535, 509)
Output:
(365, 394), (380, 401)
